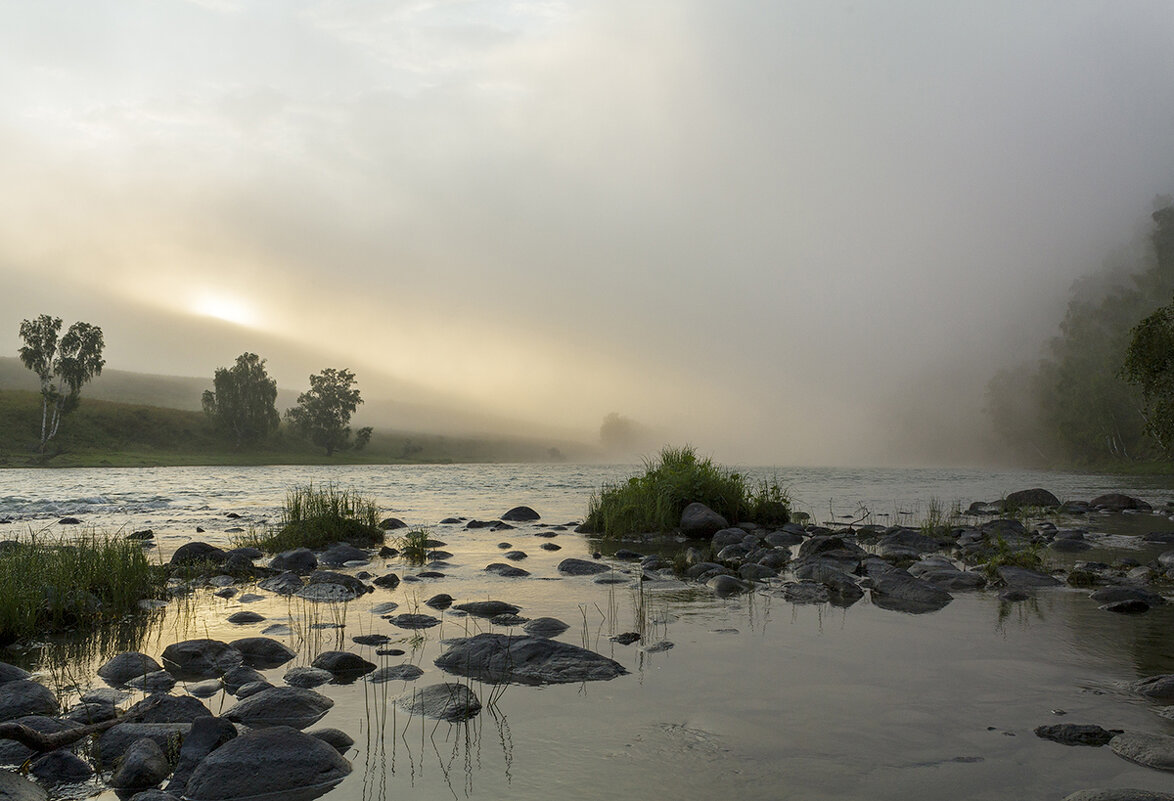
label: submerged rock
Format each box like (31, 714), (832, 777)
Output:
(258, 572), (304, 595)
(435, 634), (627, 685)
(996, 566), (1060, 588)
(224, 687), (334, 730)
(98, 723), (191, 764)
(387, 614), (441, 630)
(184, 726), (351, 801)
(1110, 731), (1174, 771)
(368, 665), (425, 683)
(396, 683), (481, 722)
(868, 570), (952, 613)
(556, 558), (612, 576)
(522, 617), (569, 638)
(1034, 724), (1120, 746)
(452, 601), (519, 618)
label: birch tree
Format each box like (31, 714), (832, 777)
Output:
(17, 315), (106, 453)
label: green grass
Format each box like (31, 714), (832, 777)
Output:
(980, 536), (1046, 580)
(396, 528), (431, 565)
(234, 484), (384, 552)
(0, 531), (165, 644)
(582, 445), (790, 537)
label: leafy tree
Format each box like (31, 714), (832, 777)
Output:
(286, 368), (364, 456)
(17, 314), (106, 453)
(1122, 301), (1174, 454)
(201, 352), (280, 447)
(354, 426), (373, 451)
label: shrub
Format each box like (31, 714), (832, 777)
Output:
(236, 483), (383, 552)
(582, 445), (789, 537)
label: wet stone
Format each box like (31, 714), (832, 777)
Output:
(388, 613), (441, 629)
(369, 664), (425, 683)
(396, 683), (482, 722)
(224, 687), (334, 730)
(284, 667), (333, 689)
(425, 594), (453, 610)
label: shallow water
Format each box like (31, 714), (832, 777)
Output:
(3, 464), (1174, 800)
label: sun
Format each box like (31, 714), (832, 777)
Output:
(192, 291), (257, 326)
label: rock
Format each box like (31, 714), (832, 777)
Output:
(110, 737), (171, 789)
(0, 664), (30, 685)
(1035, 723), (1119, 746)
(869, 571), (953, 613)
(171, 542), (227, 566)
(187, 681), (222, 699)
(224, 687), (334, 730)
(221, 666), (266, 694)
(435, 634), (627, 685)
(503, 550), (528, 561)
(0, 716), (80, 764)
(707, 574), (750, 597)
(1005, 488), (1061, 509)
(425, 594), (453, 610)
(270, 549), (317, 574)
(29, 749), (92, 784)
(613, 549), (642, 561)
(373, 573), (400, 589)
(1000, 588), (1033, 602)
(308, 728), (353, 753)
(318, 545), (369, 567)
(378, 518), (407, 530)
(295, 583), (360, 602)
(0, 681), (57, 722)
(98, 652), (164, 686)
(540, 542), (562, 551)
(308, 651), (374, 681)
(183, 726), (351, 801)
(642, 641), (674, 653)
(396, 683), (481, 722)
(98, 723), (191, 764)
(128, 791), (180, 801)
(162, 640), (243, 680)
(226, 611), (265, 625)
(1102, 600), (1151, 614)
(124, 693), (211, 724)
(501, 506), (540, 522)
(997, 566), (1061, 588)
(234, 681), (272, 699)
(557, 558), (611, 576)
(57, 517), (81, 525)
(1091, 494), (1152, 512)
(352, 634), (390, 646)
(679, 503), (728, 538)
(484, 563), (531, 578)
(164, 716), (237, 796)
(1131, 675), (1174, 701)
(386, 614), (441, 630)
(0, 771), (47, 801)
(452, 601), (519, 618)
(369, 665), (425, 683)
(1091, 587), (1165, 606)
(1110, 730), (1174, 771)
(125, 670), (177, 694)
(611, 632), (641, 645)
(228, 637), (296, 669)
(370, 601), (399, 615)
(1052, 539), (1092, 553)
(522, 617), (570, 638)
(307, 570), (369, 594)
(782, 581), (831, 604)
(279, 669), (332, 693)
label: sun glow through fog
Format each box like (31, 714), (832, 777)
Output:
(191, 291), (257, 327)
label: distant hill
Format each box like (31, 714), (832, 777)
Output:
(0, 356), (219, 412)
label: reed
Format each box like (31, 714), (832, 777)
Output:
(236, 483), (383, 551)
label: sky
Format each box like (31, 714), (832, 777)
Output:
(2, 1), (1174, 465)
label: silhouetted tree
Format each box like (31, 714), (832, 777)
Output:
(201, 352), (280, 447)
(18, 314), (105, 453)
(286, 368), (364, 456)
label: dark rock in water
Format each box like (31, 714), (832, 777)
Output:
(284, 667), (333, 689)
(125, 693), (211, 724)
(712, 528), (751, 550)
(162, 639), (243, 680)
(307, 570), (369, 595)
(540, 542), (562, 551)
(1090, 587), (1165, 606)
(503, 550), (528, 561)
(0, 772), (45, 801)
(869, 571), (953, 613)
(466, 520), (500, 529)
(373, 573), (400, 589)
(1052, 539), (1092, 553)
(501, 506), (541, 522)
(388, 614), (441, 630)
(221, 666), (266, 694)
(213, 587), (237, 599)
(1110, 730), (1174, 771)
(352, 634), (390, 646)
(29, 749), (92, 784)
(439, 518), (463, 525)
(642, 641), (674, 653)
(484, 562), (531, 578)
(453, 601), (519, 618)
(225, 687), (334, 730)
(258, 572), (304, 595)
(296, 583), (360, 602)
(227, 611), (265, 625)
(110, 737), (171, 789)
(707, 574), (750, 597)
(611, 632), (641, 645)
(369, 665), (425, 683)
(57, 517), (81, 525)
(613, 549), (643, 561)
(164, 716), (237, 796)
(435, 634), (627, 685)
(127, 529), (155, 540)
(311, 651), (376, 680)
(982, 519), (1027, 537)
(877, 529), (943, 557)
(270, 548), (317, 574)
(997, 566), (1060, 588)
(0, 716), (80, 764)
(318, 545), (369, 567)
(376, 648), (405, 657)
(1064, 791), (1174, 801)
(679, 503), (728, 538)
(187, 681), (222, 699)
(1005, 488), (1061, 509)
(171, 542), (228, 566)
(491, 613), (529, 626)
(98, 652), (163, 686)
(0, 663), (31, 685)
(921, 570), (986, 591)
(416, 571), (446, 579)
(234, 681), (272, 699)
(999, 588), (1033, 602)
(1144, 532), (1174, 544)
(125, 670), (177, 694)
(397, 683), (481, 722)
(308, 728), (353, 754)
(557, 558), (611, 576)
(0, 680), (57, 722)
(523, 617), (569, 638)
(1035, 724), (1120, 746)
(425, 594), (453, 610)
(98, 723), (191, 764)
(1091, 493), (1152, 512)
(1129, 675), (1174, 701)
(1059, 501), (1091, 515)
(795, 562), (864, 603)
(782, 581), (831, 604)
(229, 637), (296, 669)
(228, 547), (263, 560)
(1101, 599), (1151, 614)
(378, 518), (407, 530)
(184, 726), (351, 801)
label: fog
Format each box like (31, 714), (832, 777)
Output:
(2, 1), (1174, 465)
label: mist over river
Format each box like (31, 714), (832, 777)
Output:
(3, 463), (1174, 800)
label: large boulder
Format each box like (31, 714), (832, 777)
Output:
(556, 558), (611, 576)
(868, 570), (952, 614)
(184, 726), (351, 801)
(109, 737), (171, 790)
(501, 506), (541, 522)
(124, 693), (210, 724)
(257, 572), (304, 595)
(269, 549), (317, 574)
(1004, 488), (1061, 509)
(311, 652), (376, 680)
(0, 663), (31, 685)
(396, 683), (481, 722)
(97, 652), (163, 687)
(164, 716), (237, 797)
(97, 723), (191, 764)
(162, 640), (243, 680)
(317, 546), (369, 567)
(1110, 731), (1174, 771)
(0, 681), (57, 722)
(1091, 493), (1152, 512)
(224, 687), (334, 730)
(452, 601), (519, 618)
(28, 749), (93, 784)
(170, 542), (227, 566)
(0, 771), (46, 801)
(679, 503), (728, 538)
(228, 638), (296, 669)
(435, 634), (627, 685)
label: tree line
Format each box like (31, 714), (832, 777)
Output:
(985, 198), (1174, 466)
(13, 319), (370, 457)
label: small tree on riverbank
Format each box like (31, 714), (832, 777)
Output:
(286, 368), (364, 456)
(18, 314), (105, 453)
(201, 352), (280, 447)
(1122, 301), (1174, 454)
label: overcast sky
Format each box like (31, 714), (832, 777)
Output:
(3, 1), (1174, 465)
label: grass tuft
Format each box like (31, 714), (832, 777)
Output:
(396, 528), (431, 565)
(234, 483), (383, 552)
(582, 445), (790, 537)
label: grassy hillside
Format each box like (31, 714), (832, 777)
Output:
(0, 390), (584, 467)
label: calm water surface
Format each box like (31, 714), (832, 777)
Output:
(2, 464), (1174, 800)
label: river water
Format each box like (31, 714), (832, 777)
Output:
(3, 463), (1174, 800)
